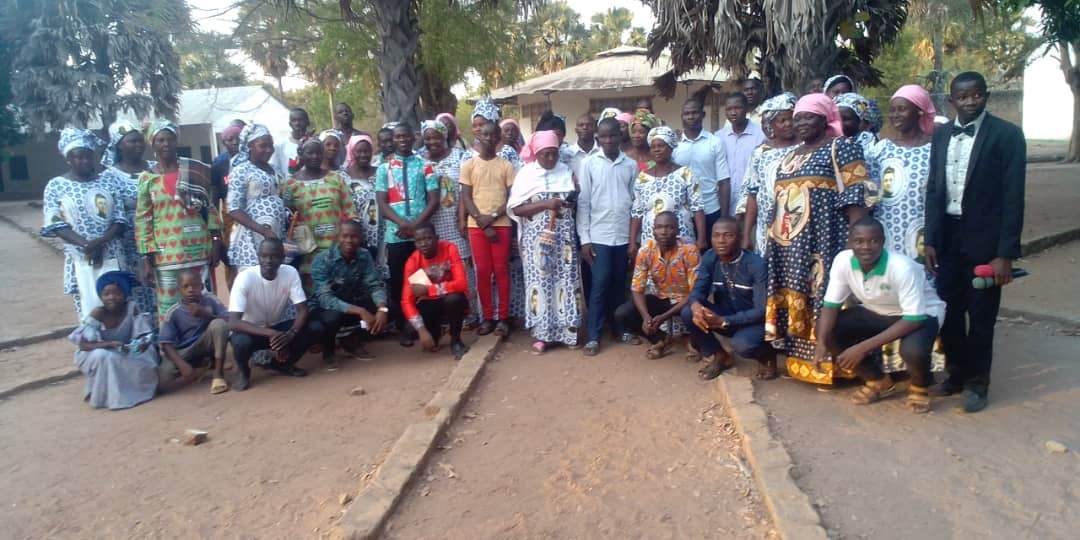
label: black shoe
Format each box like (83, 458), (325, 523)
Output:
(494, 319), (511, 337)
(959, 389), (988, 413)
(267, 364), (308, 377)
(233, 372), (250, 391)
(476, 319), (496, 336)
(929, 379), (964, 397)
(450, 340), (468, 360)
(323, 355), (340, 371)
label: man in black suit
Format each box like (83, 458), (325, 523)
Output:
(924, 71), (1026, 413)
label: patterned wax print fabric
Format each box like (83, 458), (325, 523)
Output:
(226, 161), (288, 268)
(518, 193), (583, 346)
(428, 146), (481, 325)
(631, 166), (702, 246)
(737, 145), (796, 257)
(282, 170), (357, 275)
(375, 154), (438, 244)
(100, 165), (157, 315)
(865, 139), (945, 374)
(764, 137), (871, 384)
(136, 164), (222, 322)
(40, 174), (130, 319)
(341, 170), (388, 276)
(630, 239), (699, 336)
(854, 130), (878, 156)
(68, 302), (159, 410)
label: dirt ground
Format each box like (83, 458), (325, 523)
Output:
(384, 333), (775, 540)
(0, 221), (71, 343)
(755, 320), (1080, 540)
(0, 339), (464, 539)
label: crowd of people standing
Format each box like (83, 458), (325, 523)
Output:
(44, 70), (1024, 416)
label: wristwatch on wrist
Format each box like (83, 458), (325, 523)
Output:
(377, 306), (390, 313)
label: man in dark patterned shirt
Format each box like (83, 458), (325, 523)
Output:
(310, 219), (389, 369)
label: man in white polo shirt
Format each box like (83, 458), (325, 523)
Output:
(813, 217), (944, 413)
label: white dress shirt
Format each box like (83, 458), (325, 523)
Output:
(945, 111), (986, 216)
(271, 137), (302, 179)
(576, 151), (637, 246)
(672, 130), (730, 215)
(568, 141), (601, 181)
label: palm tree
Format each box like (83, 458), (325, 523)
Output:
(645, 0), (909, 94)
(589, 7), (636, 52)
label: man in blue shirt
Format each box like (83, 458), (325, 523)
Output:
(673, 98), (731, 236)
(682, 217), (771, 380)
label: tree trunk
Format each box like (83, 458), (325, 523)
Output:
(419, 73), (458, 118)
(277, 77), (289, 108)
(1060, 42), (1080, 163)
(930, 13), (946, 113)
(327, 87), (335, 123)
(372, 0), (423, 128)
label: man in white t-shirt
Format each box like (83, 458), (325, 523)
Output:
(813, 217), (944, 413)
(228, 238), (323, 390)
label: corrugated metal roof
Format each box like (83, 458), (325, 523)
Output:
(491, 47), (728, 100)
(108, 86), (287, 132)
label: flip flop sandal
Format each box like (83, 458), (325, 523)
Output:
(906, 386), (931, 414)
(621, 333), (642, 346)
(698, 358), (728, 380)
(210, 377), (229, 395)
(645, 339), (671, 360)
(530, 341), (546, 355)
(755, 362), (779, 380)
(850, 382), (899, 405)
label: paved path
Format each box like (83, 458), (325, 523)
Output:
(751, 321), (1079, 539)
(1022, 163), (1080, 252)
(1006, 240), (1080, 324)
(385, 333), (775, 539)
(0, 217), (72, 344)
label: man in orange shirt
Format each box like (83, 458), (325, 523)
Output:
(401, 222), (470, 358)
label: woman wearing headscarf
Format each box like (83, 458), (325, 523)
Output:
(738, 93), (800, 257)
(864, 84), (947, 381)
(530, 111), (575, 165)
(629, 126), (706, 254)
(68, 271), (158, 410)
(422, 119), (481, 327)
(319, 129), (344, 171)
(764, 94), (871, 385)
(343, 134), (384, 262)
(435, 112), (468, 150)
(283, 136), (357, 291)
(626, 109), (661, 171)
(507, 131), (583, 354)
(135, 120), (222, 323)
(226, 123), (288, 271)
(469, 98), (523, 169)
(823, 74), (856, 98)
(834, 92), (877, 153)
(100, 119), (157, 316)
(42, 128), (129, 321)
(498, 119), (524, 155)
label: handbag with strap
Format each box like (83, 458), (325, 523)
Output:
(285, 211), (317, 256)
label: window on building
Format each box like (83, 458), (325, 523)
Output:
(8, 156), (29, 180)
(199, 145), (212, 163)
(588, 96), (652, 115)
(521, 102), (549, 127)
(178, 146), (192, 159)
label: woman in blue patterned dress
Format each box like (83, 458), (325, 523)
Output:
(629, 126), (706, 254)
(343, 134), (385, 267)
(41, 128), (130, 321)
(226, 124), (288, 270)
(834, 92), (878, 155)
(423, 119), (481, 327)
(507, 131), (582, 354)
(99, 120), (157, 316)
(739, 93), (800, 256)
(764, 94), (872, 385)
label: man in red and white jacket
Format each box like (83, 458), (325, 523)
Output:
(401, 222), (470, 358)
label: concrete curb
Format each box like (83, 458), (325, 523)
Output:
(1021, 228), (1080, 257)
(0, 368), (81, 401)
(0, 212), (63, 254)
(714, 373), (829, 540)
(0, 326), (77, 351)
(329, 334), (502, 540)
(999, 307), (1080, 329)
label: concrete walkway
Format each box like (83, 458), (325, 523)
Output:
(0, 216), (73, 345)
(1005, 240), (1080, 325)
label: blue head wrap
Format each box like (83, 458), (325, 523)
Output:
(95, 270), (138, 298)
(58, 128), (104, 158)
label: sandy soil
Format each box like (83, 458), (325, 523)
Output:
(0, 339), (464, 539)
(385, 333), (775, 540)
(755, 321), (1080, 539)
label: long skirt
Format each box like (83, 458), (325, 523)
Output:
(519, 208), (583, 346)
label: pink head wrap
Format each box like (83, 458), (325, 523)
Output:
(793, 93), (843, 137)
(519, 130), (560, 163)
(435, 113), (458, 135)
(222, 124), (243, 139)
(615, 112), (634, 125)
(345, 134), (374, 168)
(499, 119), (524, 152)
(891, 84), (937, 135)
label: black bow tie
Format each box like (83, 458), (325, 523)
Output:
(951, 124), (975, 138)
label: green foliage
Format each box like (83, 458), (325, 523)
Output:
(176, 31), (250, 89)
(1, 0), (189, 135)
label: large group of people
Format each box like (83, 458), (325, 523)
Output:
(46, 69), (1024, 416)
